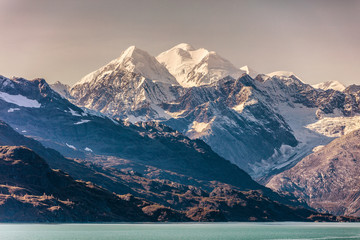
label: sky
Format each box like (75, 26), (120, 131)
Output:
(0, 0), (359, 86)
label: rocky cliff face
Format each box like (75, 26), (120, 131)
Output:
(267, 129), (360, 217)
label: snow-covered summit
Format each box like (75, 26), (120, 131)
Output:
(240, 65), (258, 78)
(171, 43), (196, 51)
(266, 71), (298, 78)
(70, 46), (183, 122)
(157, 43), (245, 87)
(74, 46), (178, 87)
(312, 80), (346, 92)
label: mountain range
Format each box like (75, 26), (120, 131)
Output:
(1, 43), (360, 221)
(0, 75), (339, 222)
(64, 44), (360, 181)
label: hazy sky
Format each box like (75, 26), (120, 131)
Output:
(0, 0), (359, 86)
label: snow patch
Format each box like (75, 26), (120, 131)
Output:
(232, 99), (258, 113)
(66, 143), (76, 150)
(67, 108), (82, 117)
(7, 108), (20, 113)
(150, 104), (171, 120)
(125, 115), (147, 123)
(0, 91), (41, 108)
(74, 119), (90, 125)
(82, 108), (106, 118)
(108, 117), (120, 125)
(84, 147), (93, 152)
(190, 121), (211, 133)
(165, 109), (187, 119)
(312, 145), (325, 152)
(306, 116), (360, 138)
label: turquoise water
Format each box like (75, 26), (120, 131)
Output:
(0, 223), (360, 240)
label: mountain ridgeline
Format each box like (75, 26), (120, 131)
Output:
(65, 44), (360, 181)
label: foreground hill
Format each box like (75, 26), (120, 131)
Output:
(0, 145), (186, 222)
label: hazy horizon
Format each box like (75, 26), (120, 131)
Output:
(0, 0), (359, 86)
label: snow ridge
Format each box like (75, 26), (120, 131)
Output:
(74, 46), (178, 87)
(157, 43), (246, 87)
(312, 80), (346, 91)
(240, 65), (258, 78)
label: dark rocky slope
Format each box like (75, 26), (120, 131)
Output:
(0, 146), (186, 222)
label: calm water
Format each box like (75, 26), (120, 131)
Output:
(0, 222), (360, 240)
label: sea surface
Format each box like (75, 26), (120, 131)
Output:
(0, 222), (360, 240)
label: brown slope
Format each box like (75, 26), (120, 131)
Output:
(0, 146), (188, 222)
(267, 129), (360, 217)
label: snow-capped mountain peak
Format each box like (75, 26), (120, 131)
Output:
(264, 71), (304, 85)
(266, 71), (298, 78)
(74, 45), (178, 87)
(70, 46), (183, 122)
(240, 65), (258, 78)
(312, 80), (346, 92)
(156, 44), (209, 81)
(116, 45), (137, 62)
(157, 43), (245, 87)
(171, 43), (196, 51)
